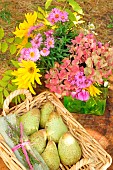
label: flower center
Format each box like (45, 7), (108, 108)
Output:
(34, 40), (39, 44)
(55, 14), (59, 18)
(43, 49), (47, 53)
(30, 52), (35, 58)
(48, 41), (53, 45)
(28, 67), (34, 73)
(51, 18), (55, 23)
(61, 16), (64, 19)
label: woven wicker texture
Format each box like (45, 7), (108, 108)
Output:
(0, 89), (112, 170)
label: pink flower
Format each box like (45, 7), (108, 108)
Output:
(18, 47), (40, 62)
(44, 30), (54, 37)
(31, 33), (42, 48)
(47, 8), (68, 24)
(45, 37), (54, 49)
(48, 8), (60, 24)
(60, 11), (68, 22)
(40, 48), (50, 56)
(18, 48), (30, 61)
(28, 48), (40, 61)
(28, 23), (44, 36)
(71, 89), (90, 101)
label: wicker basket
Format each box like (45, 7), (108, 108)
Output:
(0, 89), (112, 170)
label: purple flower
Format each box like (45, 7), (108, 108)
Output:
(98, 42), (102, 48)
(72, 71), (92, 88)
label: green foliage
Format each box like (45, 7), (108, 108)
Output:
(107, 15), (113, 28)
(0, 61), (25, 108)
(38, 6), (46, 17)
(45, 0), (53, 9)
(1, 41), (8, 53)
(11, 60), (19, 68)
(0, 2), (12, 24)
(9, 44), (17, 54)
(68, 0), (83, 15)
(0, 27), (17, 55)
(0, 27), (4, 40)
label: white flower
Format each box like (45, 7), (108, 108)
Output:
(104, 81), (109, 87)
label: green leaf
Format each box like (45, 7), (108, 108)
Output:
(45, 0), (53, 9)
(0, 92), (3, 105)
(6, 37), (14, 43)
(0, 27), (4, 40)
(8, 84), (17, 91)
(68, 0), (83, 15)
(0, 87), (3, 91)
(0, 80), (7, 87)
(14, 37), (23, 44)
(2, 75), (11, 81)
(65, 9), (77, 22)
(9, 44), (17, 54)
(1, 41), (8, 53)
(14, 96), (18, 105)
(38, 6), (46, 16)
(17, 95), (21, 103)
(11, 60), (19, 68)
(37, 12), (44, 20)
(4, 70), (13, 76)
(3, 89), (9, 97)
(20, 94), (25, 101)
(0, 42), (1, 50)
(25, 42), (32, 48)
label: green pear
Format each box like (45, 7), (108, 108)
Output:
(29, 129), (47, 154)
(40, 101), (55, 128)
(41, 141), (60, 170)
(18, 108), (40, 136)
(45, 112), (68, 143)
(58, 132), (82, 166)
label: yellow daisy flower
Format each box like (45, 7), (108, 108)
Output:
(13, 11), (37, 38)
(12, 60), (42, 94)
(86, 84), (102, 97)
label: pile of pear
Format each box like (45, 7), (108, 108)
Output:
(18, 102), (82, 170)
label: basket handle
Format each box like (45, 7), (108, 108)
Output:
(2, 89), (33, 116)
